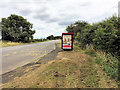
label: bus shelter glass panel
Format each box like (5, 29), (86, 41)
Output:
(63, 35), (72, 49)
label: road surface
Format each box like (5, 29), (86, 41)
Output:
(1, 40), (58, 75)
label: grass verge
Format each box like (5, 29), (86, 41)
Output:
(81, 44), (120, 87)
(2, 45), (118, 88)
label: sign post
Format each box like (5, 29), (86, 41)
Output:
(61, 33), (73, 50)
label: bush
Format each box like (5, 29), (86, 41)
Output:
(74, 15), (120, 56)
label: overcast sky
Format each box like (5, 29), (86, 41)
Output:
(0, 0), (119, 39)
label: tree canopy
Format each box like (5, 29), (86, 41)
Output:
(47, 35), (61, 40)
(66, 15), (120, 56)
(66, 21), (89, 38)
(1, 14), (35, 42)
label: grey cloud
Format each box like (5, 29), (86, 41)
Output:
(0, 2), (16, 8)
(33, 14), (59, 23)
(20, 9), (32, 16)
(33, 7), (60, 23)
(19, 5), (48, 16)
(0, 2), (33, 15)
(58, 21), (73, 26)
(57, 14), (83, 26)
(0, 1), (47, 16)
(34, 13), (50, 20)
(33, 6), (52, 21)
(33, 11), (76, 24)
(37, 7), (48, 13)
(46, 18), (58, 23)
(46, 16), (60, 23)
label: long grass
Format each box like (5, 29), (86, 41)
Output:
(95, 51), (119, 81)
(1, 39), (50, 47)
(1, 40), (24, 47)
(82, 44), (119, 82)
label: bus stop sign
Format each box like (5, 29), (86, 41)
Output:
(61, 33), (73, 50)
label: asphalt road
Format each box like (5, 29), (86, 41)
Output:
(1, 40), (58, 75)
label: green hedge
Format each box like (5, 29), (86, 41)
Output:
(75, 16), (120, 56)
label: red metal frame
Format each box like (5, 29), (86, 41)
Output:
(61, 33), (74, 50)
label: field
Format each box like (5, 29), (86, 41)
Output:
(1, 40), (25, 47)
(0, 40), (49, 47)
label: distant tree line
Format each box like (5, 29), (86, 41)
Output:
(1, 14), (35, 42)
(32, 38), (48, 42)
(66, 15), (120, 57)
(47, 35), (61, 40)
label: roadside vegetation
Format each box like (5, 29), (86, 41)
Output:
(74, 42), (120, 87)
(1, 40), (24, 47)
(2, 43), (119, 88)
(66, 15), (120, 57)
(1, 39), (48, 47)
(1, 37), (61, 47)
(66, 15), (120, 86)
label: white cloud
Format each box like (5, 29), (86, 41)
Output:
(0, 0), (119, 38)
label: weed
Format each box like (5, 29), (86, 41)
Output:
(85, 51), (96, 57)
(88, 59), (92, 62)
(95, 51), (119, 81)
(94, 55), (104, 65)
(84, 44), (96, 57)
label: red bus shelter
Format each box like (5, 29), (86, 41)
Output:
(61, 33), (73, 50)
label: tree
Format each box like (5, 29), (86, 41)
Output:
(54, 36), (61, 39)
(47, 35), (54, 40)
(1, 14), (35, 42)
(47, 35), (61, 40)
(66, 21), (89, 38)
